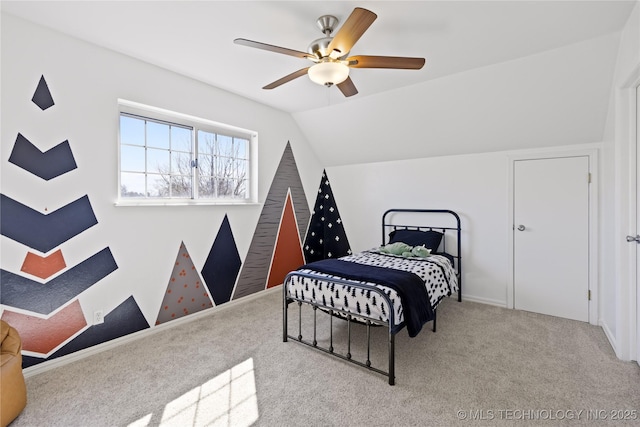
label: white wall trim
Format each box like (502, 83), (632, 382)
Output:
(616, 63), (640, 361)
(22, 286), (282, 378)
(462, 294), (507, 308)
(506, 147), (600, 325)
(601, 319), (618, 356)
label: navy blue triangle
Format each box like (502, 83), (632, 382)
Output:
(303, 170), (351, 263)
(32, 75), (55, 110)
(201, 215), (241, 305)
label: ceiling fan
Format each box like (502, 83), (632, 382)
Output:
(234, 7), (425, 97)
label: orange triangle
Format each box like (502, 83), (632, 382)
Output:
(266, 192), (305, 289)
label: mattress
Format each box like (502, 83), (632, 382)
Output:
(286, 249), (458, 329)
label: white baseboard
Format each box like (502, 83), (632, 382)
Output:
(461, 293), (507, 308)
(600, 319), (618, 357)
(23, 286), (282, 378)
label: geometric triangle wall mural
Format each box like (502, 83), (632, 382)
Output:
(8, 133), (77, 180)
(20, 249), (66, 279)
(21, 296), (150, 369)
(32, 75), (54, 111)
(201, 214), (241, 306)
(232, 141), (310, 300)
(303, 169), (352, 263)
(156, 242), (213, 325)
(1, 300), (87, 355)
(266, 191), (305, 289)
(0, 75), (121, 368)
(1, 247), (118, 315)
(0, 194), (98, 254)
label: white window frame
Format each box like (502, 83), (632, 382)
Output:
(116, 99), (258, 206)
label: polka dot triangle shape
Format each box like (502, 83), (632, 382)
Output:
(155, 241), (213, 325)
(303, 169), (352, 263)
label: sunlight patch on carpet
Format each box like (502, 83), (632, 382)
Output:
(128, 358), (259, 427)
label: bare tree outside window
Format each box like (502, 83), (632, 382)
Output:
(119, 112), (250, 201)
(197, 130), (248, 199)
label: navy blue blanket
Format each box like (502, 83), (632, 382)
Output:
(300, 259), (434, 337)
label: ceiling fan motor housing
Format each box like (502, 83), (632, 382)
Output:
(308, 15), (348, 59)
(308, 37), (334, 58)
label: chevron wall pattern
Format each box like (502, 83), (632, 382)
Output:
(0, 75), (147, 368)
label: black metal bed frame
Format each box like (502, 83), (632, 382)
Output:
(283, 209), (462, 385)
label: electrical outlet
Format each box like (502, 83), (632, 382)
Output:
(93, 310), (104, 325)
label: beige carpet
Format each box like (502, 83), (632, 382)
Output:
(12, 289), (640, 426)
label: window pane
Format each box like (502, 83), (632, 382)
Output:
(171, 127), (192, 152)
(234, 159), (248, 180)
(235, 179), (249, 199)
(121, 145), (146, 172)
(235, 139), (248, 159)
(234, 179), (247, 198)
(120, 116), (145, 146)
(215, 155), (228, 179)
(171, 151), (192, 176)
(171, 176), (192, 198)
(198, 154), (214, 178)
(217, 178), (233, 197)
(148, 174), (170, 198)
(218, 134), (233, 157)
(121, 172), (146, 197)
(198, 176), (216, 198)
(147, 148), (170, 174)
(147, 121), (170, 149)
(198, 130), (215, 156)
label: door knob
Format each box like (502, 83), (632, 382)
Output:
(517, 225), (526, 231)
(626, 235), (640, 243)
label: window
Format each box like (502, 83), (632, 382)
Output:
(118, 100), (257, 205)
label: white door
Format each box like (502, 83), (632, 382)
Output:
(513, 156), (590, 321)
(636, 84), (640, 366)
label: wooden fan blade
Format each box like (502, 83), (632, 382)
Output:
(347, 55), (425, 69)
(327, 8), (377, 57)
(263, 68), (310, 90)
(337, 76), (358, 97)
(234, 38), (312, 59)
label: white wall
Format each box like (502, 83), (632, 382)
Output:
(328, 151), (510, 306)
(0, 13), (322, 328)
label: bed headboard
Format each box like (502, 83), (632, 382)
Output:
(382, 209), (462, 301)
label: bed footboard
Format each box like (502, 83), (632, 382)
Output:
(283, 270), (420, 386)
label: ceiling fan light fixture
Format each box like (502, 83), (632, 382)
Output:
(308, 61), (349, 86)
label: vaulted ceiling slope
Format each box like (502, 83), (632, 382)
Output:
(2, 1), (637, 165)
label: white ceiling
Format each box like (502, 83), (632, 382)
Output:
(1, 1), (636, 114)
(2, 1), (637, 166)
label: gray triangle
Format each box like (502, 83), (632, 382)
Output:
(232, 142), (310, 299)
